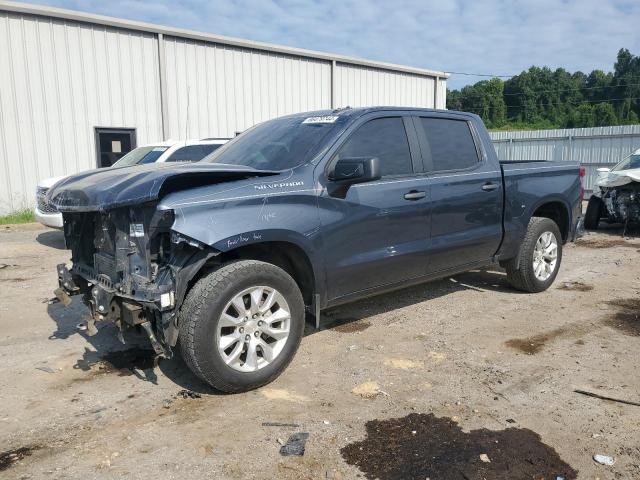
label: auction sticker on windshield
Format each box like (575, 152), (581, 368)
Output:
(302, 116), (339, 124)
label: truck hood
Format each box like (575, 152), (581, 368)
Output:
(596, 167), (640, 188)
(47, 163), (278, 212)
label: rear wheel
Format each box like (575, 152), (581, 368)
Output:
(179, 260), (305, 393)
(505, 217), (563, 293)
(584, 196), (603, 230)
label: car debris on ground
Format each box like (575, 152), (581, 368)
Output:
(593, 454), (615, 466)
(574, 388), (640, 407)
(279, 432), (310, 456)
(262, 422), (300, 428)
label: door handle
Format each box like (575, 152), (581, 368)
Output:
(404, 190), (426, 200)
(481, 182), (499, 192)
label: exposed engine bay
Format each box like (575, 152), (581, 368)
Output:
(599, 185), (640, 225)
(56, 205), (218, 357)
(588, 149), (640, 233)
(47, 163), (279, 357)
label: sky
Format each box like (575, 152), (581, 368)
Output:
(25, 0), (640, 89)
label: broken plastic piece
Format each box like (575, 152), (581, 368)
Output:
(593, 454), (615, 466)
(176, 389), (201, 399)
(279, 432), (309, 456)
(262, 422), (300, 428)
(35, 366), (56, 374)
(140, 321), (171, 358)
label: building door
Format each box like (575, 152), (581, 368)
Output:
(95, 128), (136, 168)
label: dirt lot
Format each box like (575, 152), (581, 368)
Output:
(1, 223), (639, 479)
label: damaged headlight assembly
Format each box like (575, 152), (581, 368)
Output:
(53, 206), (218, 359)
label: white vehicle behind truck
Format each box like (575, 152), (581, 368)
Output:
(584, 147), (640, 231)
(35, 138), (228, 228)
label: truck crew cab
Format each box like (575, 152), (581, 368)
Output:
(49, 108), (583, 392)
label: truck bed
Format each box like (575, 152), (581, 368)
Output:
(498, 160), (582, 260)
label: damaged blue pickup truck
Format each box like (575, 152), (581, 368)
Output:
(49, 107), (583, 392)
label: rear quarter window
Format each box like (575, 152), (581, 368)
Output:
(418, 118), (479, 172)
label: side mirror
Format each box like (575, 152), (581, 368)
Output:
(596, 167), (611, 174)
(329, 157), (381, 185)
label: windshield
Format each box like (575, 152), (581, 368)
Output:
(202, 115), (348, 170)
(611, 153), (640, 172)
(112, 146), (169, 167)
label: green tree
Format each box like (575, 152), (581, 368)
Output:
(567, 104), (595, 128)
(447, 48), (640, 130)
(593, 103), (618, 126)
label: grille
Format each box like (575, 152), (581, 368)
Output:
(36, 187), (58, 214)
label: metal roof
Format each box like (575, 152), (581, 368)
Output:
(0, 0), (449, 79)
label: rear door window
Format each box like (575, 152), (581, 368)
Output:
(335, 117), (413, 177)
(166, 144), (223, 162)
(418, 118), (479, 172)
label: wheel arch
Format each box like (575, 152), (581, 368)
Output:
(530, 198), (571, 243)
(187, 240), (317, 308)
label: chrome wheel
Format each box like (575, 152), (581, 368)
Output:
(532, 231), (558, 281)
(217, 286), (291, 372)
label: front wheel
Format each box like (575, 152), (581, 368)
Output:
(505, 217), (563, 293)
(179, 260), (305, 393)
(584, 196), (603, 230)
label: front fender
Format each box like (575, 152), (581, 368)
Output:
(162, 184), (325, 293)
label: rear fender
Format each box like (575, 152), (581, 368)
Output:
(499, 194), (573, 261)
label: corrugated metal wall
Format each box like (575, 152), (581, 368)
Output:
(0, 10), (163, 213)
(163, 37), (332, 139)
(490, 125), (640, 192)
(334, 63), (445, 109)
(0, 4), (447, 215)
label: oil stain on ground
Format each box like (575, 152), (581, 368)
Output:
(0, 446), (40, 472)
(505, 321), (593, 355)
(603, 298), (640, 336)
(575, 237), (637, 249)
(330, 319), (371, 333)
(100, 347), (158, 371)
(557, 281), (593, 292)
(341, 413), (577, 480)
(75, 347), (159, 383)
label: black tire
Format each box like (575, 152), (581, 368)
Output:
(584, 196), (603, 230)
(178, 260), (305, 393)
(504, 217), (563, 293)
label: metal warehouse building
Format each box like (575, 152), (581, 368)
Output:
(0, 1), (448, 214)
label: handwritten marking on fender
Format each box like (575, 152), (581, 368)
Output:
(226, 232), (263, 248)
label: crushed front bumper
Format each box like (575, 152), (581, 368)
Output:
(55, 262), (175, 357)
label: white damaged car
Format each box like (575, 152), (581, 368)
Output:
(35, 138), (228, 228)
(584, 147), (640, 230)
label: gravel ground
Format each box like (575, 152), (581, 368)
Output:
(0, 223), (639, 479)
